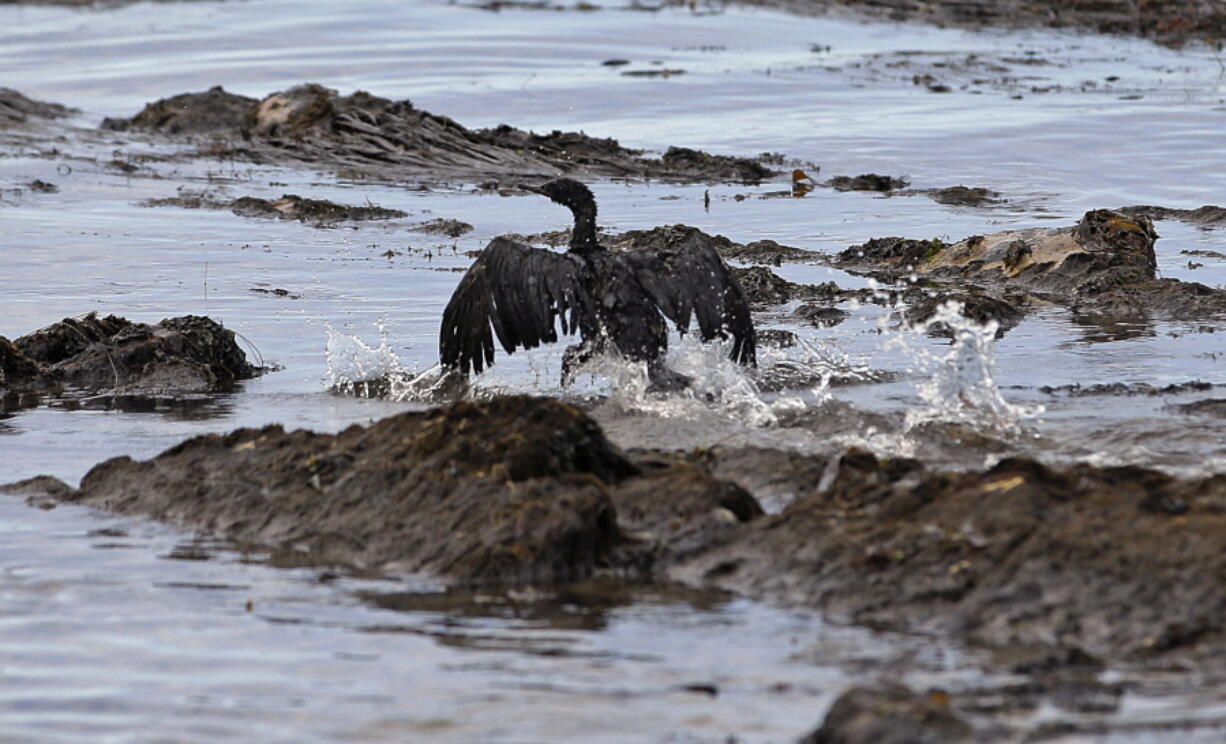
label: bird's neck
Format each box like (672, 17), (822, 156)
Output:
(568, 206), (601, 253)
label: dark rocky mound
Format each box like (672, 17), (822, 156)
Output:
(837, 209), (1226, 322)
(674, 448), (1226, 664)
(0, 337), (41, 389)
(732, 266), (842, 307)
(0, 87), (76, 127)
(905, 291), (1025, 338)
(103, 85), (255, 135)
(14, 393), (1226, 668)
(1040, 380), (1215, 397)
(4, 397), (759, 584)
(608, 223), (813, 266)
(801, 684), (972, 744)
(838, 235), (947, 268)
(656, 145), (771, 181)
(1121, 204), (1226, 228)
(1171, 398), (1226, 418)
(231, 194), (405, 223)
(793, 302), (850, 328)
(757, 328), (799, 348)
(101, 83), (775, 183)
(411, 217), (474, 237)
(825, 173), (909, 192)
(728, 0), (1226, 47)
(2, 313), (256, 393)
(923, 185), (1003, 207)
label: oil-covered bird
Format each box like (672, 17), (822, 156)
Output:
(439, 178), (756, 391)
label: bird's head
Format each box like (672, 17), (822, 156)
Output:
(519, 178), (600, 252)
(520, 178), (595, 213)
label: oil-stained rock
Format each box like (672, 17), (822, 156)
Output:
(658, 146), (772, 181)
(5, 313), (256, 393)
(673, 448), (1226, 664)
(12, 389), (1226, 684)
(1040, 380), (1215, 397)
(615, 451), (764, 562)
(801, 684), (972, 744)
(757, 328), (799, 348)
(838, 209), (1226, 321)
(724, 238), (814, 265)
(922, 185), (1003, 207)
(608, 224), (811, 265)
(0, 87), (76, 127)
(793, 302), (850, 328)
(4, 396), (761, 585)
(102, 83), (777, 183)
(143, 190), (406, 226)
(102, 85), (256, 135)
(905, 291), (1025, 338)
(0, 337), (41, 389)
(732, 266), (841, 307)
(1121, 204), (1226, 228)
(411, 217), (474, 237)
(1171, 398), (1226, 418)
(11, 398), (626, 583)
(230, 194), (405, 224)
(741, 0), (1226, 47)
(825, 173), (908, 192)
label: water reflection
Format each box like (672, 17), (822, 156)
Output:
(358, 580), (731, 635)
(46, 391), (239, 420)
(1070, 313), (1157, 343)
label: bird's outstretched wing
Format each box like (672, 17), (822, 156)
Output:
(440, 237), (589, 375)
(623, 231), (757, 366)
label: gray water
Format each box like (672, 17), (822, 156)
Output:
(3, 0), (1226, 740)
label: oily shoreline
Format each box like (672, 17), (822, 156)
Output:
(5, 394), (1226, 740)
(5, 0), (1222, 47)
(99, 83), (779, 185)
(9, 394), (1226, 669)
(693, 0), (1226, 47)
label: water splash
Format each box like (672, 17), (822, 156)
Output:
(323, 322), (466, 403)
(892, 299), (1044, 434)
(756, 334), (880, 394)
(322, 314), (891, 437)
(324, 321), (408, 395)
(611, 336), (779, 427)
(562, 332), (869, 429)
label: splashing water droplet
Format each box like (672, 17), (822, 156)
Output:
(899, 299), (1044, 434)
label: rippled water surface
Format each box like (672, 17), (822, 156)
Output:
(3, 0), (1226, 740)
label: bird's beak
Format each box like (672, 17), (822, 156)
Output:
(517, 182), (547, 195)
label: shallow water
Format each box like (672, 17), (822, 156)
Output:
(4, 0), (1226, 739)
